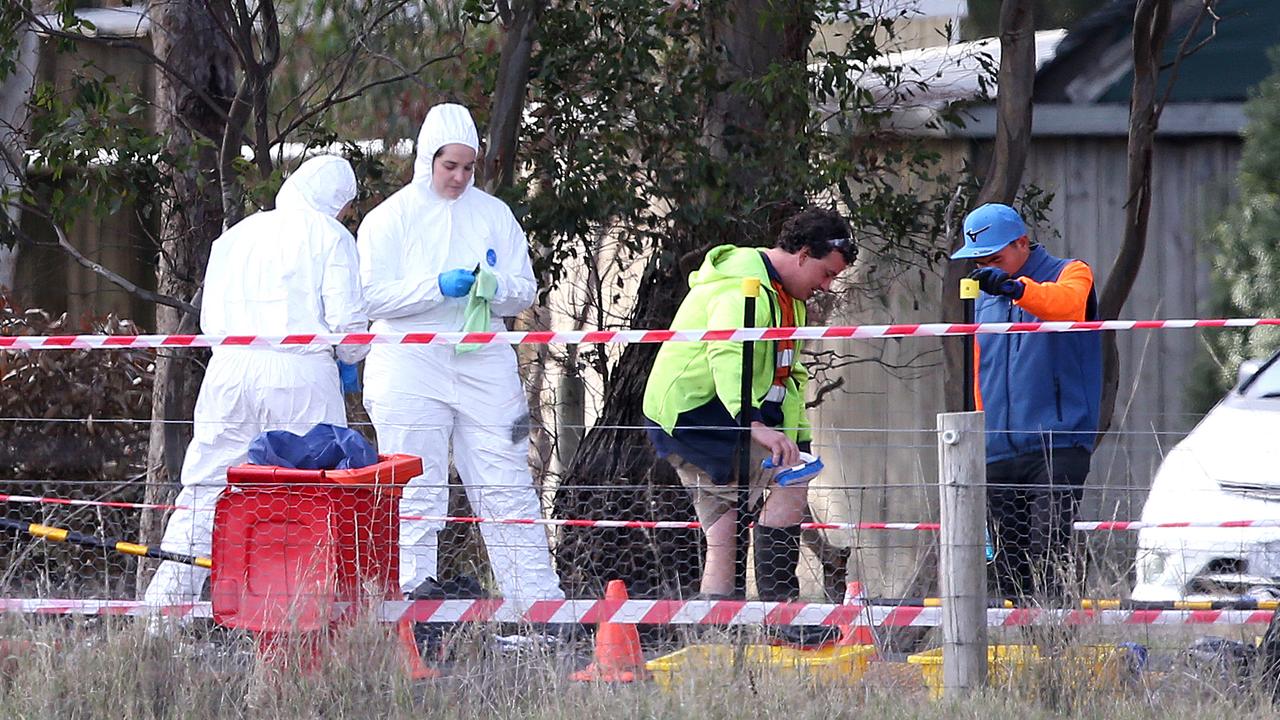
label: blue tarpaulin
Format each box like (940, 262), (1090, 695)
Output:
(248, 423), (378, 470)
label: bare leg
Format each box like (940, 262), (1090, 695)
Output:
(759, 485), (807, 528)
(701, 509), (737, 596)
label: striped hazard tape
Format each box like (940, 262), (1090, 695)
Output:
(0, 598), (1275, 627)
(3, 317), (1280, 351)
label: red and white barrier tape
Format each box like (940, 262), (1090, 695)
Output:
(5, 493), (1280, 532)
(1072, 520), (1280, 531)
(0, 494), (185, 512)
(0, 598), (1275, 626)
(3, 317), (1279, 351)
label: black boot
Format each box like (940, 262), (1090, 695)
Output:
(756, 525), (837, 647)
(753, 525), (801, 601)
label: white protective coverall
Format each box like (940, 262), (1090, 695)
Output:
(358, 104), (564, 602)
(144, 155), (368, 604)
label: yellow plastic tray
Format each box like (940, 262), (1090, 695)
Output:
(907, 644), (1128, 700)
(646, 643), (877, 689)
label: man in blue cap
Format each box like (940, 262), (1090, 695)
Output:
(952, 202), (1102, 600)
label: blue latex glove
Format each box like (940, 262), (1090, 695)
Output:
(337, 361), (361, 394)
(438, 268), (477, 298)
(969, 267), (1024, 300)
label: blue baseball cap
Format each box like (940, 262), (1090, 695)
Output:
(951, 203), (1028, 260)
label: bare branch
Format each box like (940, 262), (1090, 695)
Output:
(270, 0), (431, 134)
(358, 48), (437, 91)
(941, 183), (965, 246)
(19, 207), (198, 316)
(271, 50), (462, 146)
(1155, 0), (1219, 119)
(806, 376), (844, 409)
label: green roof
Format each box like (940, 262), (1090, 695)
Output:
(1097, 0), (1280, 104)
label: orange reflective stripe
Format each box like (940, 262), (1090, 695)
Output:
(769, 279), (796, 387)
(973, 341), (984, 411)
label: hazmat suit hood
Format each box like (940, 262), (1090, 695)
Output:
(412, 103), (480, 187)
(275, 155), (357, 218)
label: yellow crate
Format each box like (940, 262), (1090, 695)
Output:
(907, 644), (1128, 701)
(645, 643), (877, 690)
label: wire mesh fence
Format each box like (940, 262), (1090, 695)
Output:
(0, 407), (1274, 613)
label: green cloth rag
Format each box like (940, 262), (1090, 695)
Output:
(456, 268), (498, 354)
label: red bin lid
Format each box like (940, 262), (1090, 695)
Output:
(228, 453), (423, 487)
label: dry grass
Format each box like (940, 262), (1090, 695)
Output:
(0, 617), (1276, 719)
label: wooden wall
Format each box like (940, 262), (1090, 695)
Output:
(12, 36), (156, 326)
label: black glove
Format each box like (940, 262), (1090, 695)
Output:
(969, 267), (1024, 300)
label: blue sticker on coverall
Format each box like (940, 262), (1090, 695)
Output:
(486, 248), (497, 267)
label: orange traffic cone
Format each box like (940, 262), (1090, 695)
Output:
(570, 579), (651, 682)
(396, 617), (440, 680)
(836, 581), (876, 646)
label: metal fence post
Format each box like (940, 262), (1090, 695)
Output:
(938, 410), (987, 698)
(734, 278), (760, 597)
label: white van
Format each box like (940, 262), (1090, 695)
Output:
(1132, 352), (1280, 601)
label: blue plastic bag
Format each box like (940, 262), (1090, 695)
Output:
(248, 423), (378, 470)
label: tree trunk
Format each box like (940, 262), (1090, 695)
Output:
(944, 0), (1035, 412)
(136, 0), (236, 596)
(0, 8), (45, 293)
(974, 0), (1035, 209)
(1096, 0), (1172, 438)
(550, 252), (703, 597)
(482, 0), (541, 194)
(703, 0), (814, 207)
(550, 0), (816, 598)
(218, 0), (279, 223)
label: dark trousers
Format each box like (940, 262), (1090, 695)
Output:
(986, 447), (1091, 601)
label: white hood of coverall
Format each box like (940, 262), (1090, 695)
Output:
(412, 102), (480, 187)
(201, 154), (368, 363)
(276, 153), (358, 216)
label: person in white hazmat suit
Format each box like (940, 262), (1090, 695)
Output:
(358, 103), (564, 602)
(144, 155), (369, 605)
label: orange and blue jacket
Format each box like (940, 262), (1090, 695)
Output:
(974, 244), (1102, 462)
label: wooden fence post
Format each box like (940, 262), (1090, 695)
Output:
(938, 410), (988, 698)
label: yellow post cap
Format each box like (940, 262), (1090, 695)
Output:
(959, 277), (980, 300)
(741, 277), (761, 297)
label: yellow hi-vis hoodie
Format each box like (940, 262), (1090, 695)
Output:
(642, 245), (811, 444)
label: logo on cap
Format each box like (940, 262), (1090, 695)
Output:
(966, 224), (992, 243)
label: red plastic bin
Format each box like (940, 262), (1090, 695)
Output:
(210, 453), (422, 633)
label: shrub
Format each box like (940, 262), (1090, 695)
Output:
(0, 296), (153, 596)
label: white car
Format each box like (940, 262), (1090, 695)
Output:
(1132, 353), (1280, 601)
